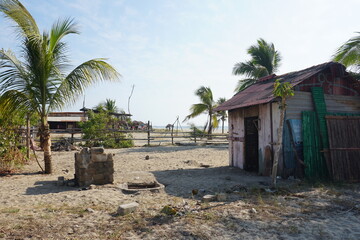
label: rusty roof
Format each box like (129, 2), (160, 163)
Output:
(215, 62), (345, 111)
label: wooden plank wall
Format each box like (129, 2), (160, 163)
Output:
(326, 116), (360, 182)
(228, 103), (280, 175)
(228, 109), (244, 168)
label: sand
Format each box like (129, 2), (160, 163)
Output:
(1, 144), (360, 240)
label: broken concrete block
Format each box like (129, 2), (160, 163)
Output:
(90, 147), (104, 154)
(202, 194), (216, 203)
(57, 176), (65, 186)
(117, 202), (139, 216)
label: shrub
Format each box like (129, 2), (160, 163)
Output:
(188, 124), (206, 139)
(79, 110), (134, 148)
(0, 114), (28, 174)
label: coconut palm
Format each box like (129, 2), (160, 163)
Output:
(0, 0), (120, 174)
(216, 97), (227, 134)
(233, 38), (281, 92)
(96, 98), (119, 113)
(333, 32), (360, 74)
(183, 86), (218, 135)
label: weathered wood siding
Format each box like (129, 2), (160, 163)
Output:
(228, 103), (280, 175)
(228, 109), (244, 168)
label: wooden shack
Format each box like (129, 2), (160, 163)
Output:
(216, 62), (360, 181)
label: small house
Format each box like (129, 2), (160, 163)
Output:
(48, 112), (87, 130)
(216, 62), (360, 181)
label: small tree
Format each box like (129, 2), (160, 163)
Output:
(80, 110), (133, 148)
(271, 79), (294, 187)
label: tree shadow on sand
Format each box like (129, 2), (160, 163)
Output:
(25, 180), (77, 195)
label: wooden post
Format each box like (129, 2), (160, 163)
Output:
(171, 125), (174, 145)
(26, 114), (30, 160)
(194, 127), (197, 143)
(147, 120), (150, 146)
(71, 129), (74, 144)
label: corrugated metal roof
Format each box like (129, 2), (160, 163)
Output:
(215, 62), (345, 111)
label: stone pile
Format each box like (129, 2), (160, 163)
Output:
(74, 147), (114, 187)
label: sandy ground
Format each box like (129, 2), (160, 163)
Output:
(1, 143), (360, 240)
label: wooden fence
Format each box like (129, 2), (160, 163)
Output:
(326, 115), (360, 182)
(49, 128), (229, 146)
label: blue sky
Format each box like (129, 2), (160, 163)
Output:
(1, 0), (360, 126)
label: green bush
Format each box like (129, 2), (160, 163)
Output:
(79, 110), (134, 148)
(188, 124), (206, 138)
(0, 114), (28, 173)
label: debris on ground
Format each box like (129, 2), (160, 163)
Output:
(51, 138), (80, 151)
(117, 202), (139, 216)
(161, 205), (178, 215)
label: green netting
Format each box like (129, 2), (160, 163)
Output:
(311, 87), (329, 149)
(302, 111), (329, 180)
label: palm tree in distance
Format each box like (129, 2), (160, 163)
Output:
(216, 97), (227, 134)
(183, 86), (218, 135)
(0, 0), (120, 174)
(233, 38), (281, 92)
(333, 32), (360, 77)
(95, 99), (119, 113)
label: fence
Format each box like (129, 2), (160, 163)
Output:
(48, 127), (229, 147)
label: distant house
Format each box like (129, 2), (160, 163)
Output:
(48, 112), (87, 130)
(48, 109), (132, 130)
(216, 62), (360, 181)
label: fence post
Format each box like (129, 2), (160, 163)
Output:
(26, 114), (30, 159)
(194, 128), (197, 143)
(147, 120), (151, 146)
(71, 129), (74, 144)
(171, 125), (174, 145)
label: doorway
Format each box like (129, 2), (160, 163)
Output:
(244, 117), (259, 172)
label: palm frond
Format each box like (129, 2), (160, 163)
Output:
(0, 89), (34, 114)
(183, 103), (208, 121)
(232, 61), (256, 77)
(333, 32), (360, 68)
(195, 86), (213, 106)
(0, 49), (28, 93)
(0, 0), (40, 39)
(234, 78), (256, 92)
(211, 114), (219, 129)
(49, 18), (78, 53)
(49, 59), (120, 112)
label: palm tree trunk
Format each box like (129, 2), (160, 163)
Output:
(41, 116), (52, 174)
(208, 113), (213, 140)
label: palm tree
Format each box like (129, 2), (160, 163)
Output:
(216, 97), (227, 134)
(333, 32), (360, 75)
(183, 86), (218, 135)
(233, 38), (281, 92)
(0, 0), (120, 174)
(95, 99), (119, 113)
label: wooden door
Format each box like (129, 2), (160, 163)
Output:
(245, 117), (259, 172)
